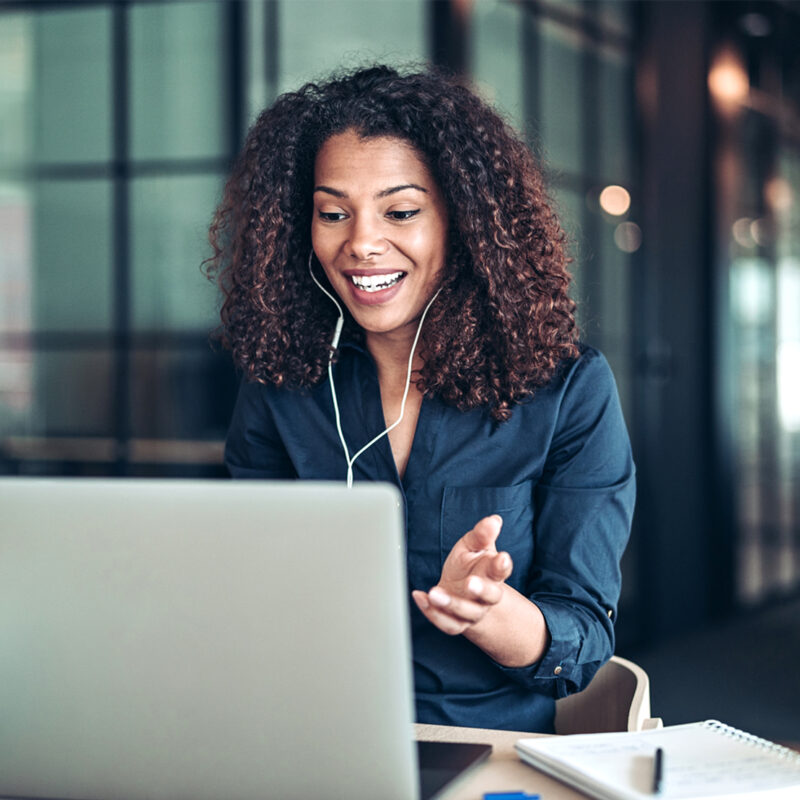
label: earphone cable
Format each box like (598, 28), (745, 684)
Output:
(342, 287), (440, 487)
(308, 252), (440, 488)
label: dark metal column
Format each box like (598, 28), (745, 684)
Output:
(634, 0), (731, 640)
(429, 0), (471, 75)
(111, 1), (131, 475)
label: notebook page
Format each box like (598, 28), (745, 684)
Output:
(516, 722), (800, 800)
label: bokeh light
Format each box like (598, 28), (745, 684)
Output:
(765, 177), (793, 213)
(599, 185), (631, 216)
(614, 221), (642, 253)
(708, 50), (748, 108)
(732, 217), (755, 248)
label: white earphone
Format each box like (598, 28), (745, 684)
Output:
(308, 252), (440, 487)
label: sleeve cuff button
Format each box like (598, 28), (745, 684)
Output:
(553, 665), (563, 675)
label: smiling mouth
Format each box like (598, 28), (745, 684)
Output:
(348, 272), (406, 292)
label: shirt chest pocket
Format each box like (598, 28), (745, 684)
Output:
(440, 481), (535, 593)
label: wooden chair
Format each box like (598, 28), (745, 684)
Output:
(554, 655), (664, 734)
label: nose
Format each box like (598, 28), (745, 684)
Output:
(346, 214), (388, 261)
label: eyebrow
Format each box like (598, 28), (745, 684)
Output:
(313, 183), (429, 199)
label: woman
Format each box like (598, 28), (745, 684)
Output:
(207, 65), (635, 733)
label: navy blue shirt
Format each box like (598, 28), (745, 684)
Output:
(225, 342), (635, 733)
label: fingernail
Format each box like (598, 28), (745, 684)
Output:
(428, 587), (450, 607)
(467, 575), (483, 595)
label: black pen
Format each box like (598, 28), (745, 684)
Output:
(653, 747), (664, 794)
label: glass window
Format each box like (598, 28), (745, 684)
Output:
(0, 14), (33, 166)
(598, 48), (633, 185)
(552, 185), (584, 244)
(130, 348), (236, 440)
(776, 257), (800, 432)
(551, 185), (587, 329)
(130, 173), (223, 331)
(0, 347), (33, 438)
(596, 1), (634, 37)
(245, 0), (272, 122)
(278, 0), (426, 93)
(597, 220), (633, 417)
(540, 19), (583, 177)
(553, 0), (583, 14)
(130, 2), (228, 161)
(31, 349), (114, 437)
(33, 7), (112, 165)
(472, 1), (525, 133)
(727, 122), (800, 605)
(0, 183), (33, 334)
(0, 347), (116, 472)
(32, 179), (113, 332)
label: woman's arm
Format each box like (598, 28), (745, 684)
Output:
(414, 349), (635, 692)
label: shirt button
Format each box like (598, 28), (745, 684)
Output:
(554, 665), (563, 675)
(607, 609), (614, 618)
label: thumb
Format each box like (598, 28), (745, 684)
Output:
(462, 514), (503, 553)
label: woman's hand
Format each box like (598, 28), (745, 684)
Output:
(412, 514), (512, 635)
(412, 513), (550, 667)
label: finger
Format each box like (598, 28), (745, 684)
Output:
(413, 590), (470, 635)
(461, 514), (503, 553)
(412, 589), (430, 612)
(485, 551), (513, 582)
(420, 604), (471, 635)
(465, 574), (504, 605)
(428, 585), (488, 624)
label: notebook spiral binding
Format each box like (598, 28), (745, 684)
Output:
(704, 720), (800, 762)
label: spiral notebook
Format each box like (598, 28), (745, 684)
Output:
(515, 720), (800, 800)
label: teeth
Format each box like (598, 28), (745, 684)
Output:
(350, 272), (404, 292)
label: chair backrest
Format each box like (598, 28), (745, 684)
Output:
(554, 655), (663, 734)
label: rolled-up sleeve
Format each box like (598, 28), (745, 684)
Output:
(495, 350), (635, 697)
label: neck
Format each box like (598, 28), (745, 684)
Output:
(363, 286), (440, 388)
(366, 330), (423, 385)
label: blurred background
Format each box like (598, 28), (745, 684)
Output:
(1, 0), (799, 740)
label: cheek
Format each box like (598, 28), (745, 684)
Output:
(318, 260), (338, 289)
(414, 226), (448, 271)
(311, 226), (335, 264)
(406, 224), (444, 257)
(310, 222), (323, 252)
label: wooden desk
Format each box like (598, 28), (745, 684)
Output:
(415, 723), (586, 799)
(416, 726), (800, 799)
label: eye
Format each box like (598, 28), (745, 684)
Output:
(387, 209), (420, 221)
(317, 211), (347, 222)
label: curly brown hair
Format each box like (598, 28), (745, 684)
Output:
(206, 64), (578, 421)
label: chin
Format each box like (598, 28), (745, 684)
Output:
(354, 313), (415, 337)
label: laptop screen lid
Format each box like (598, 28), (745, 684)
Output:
(0, 478), (419, 800)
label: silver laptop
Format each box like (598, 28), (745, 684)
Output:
(1, 478), (465, 800)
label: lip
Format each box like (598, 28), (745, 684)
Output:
(340, 269), (407, 306)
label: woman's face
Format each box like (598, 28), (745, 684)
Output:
(311, 129), (449, 343)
